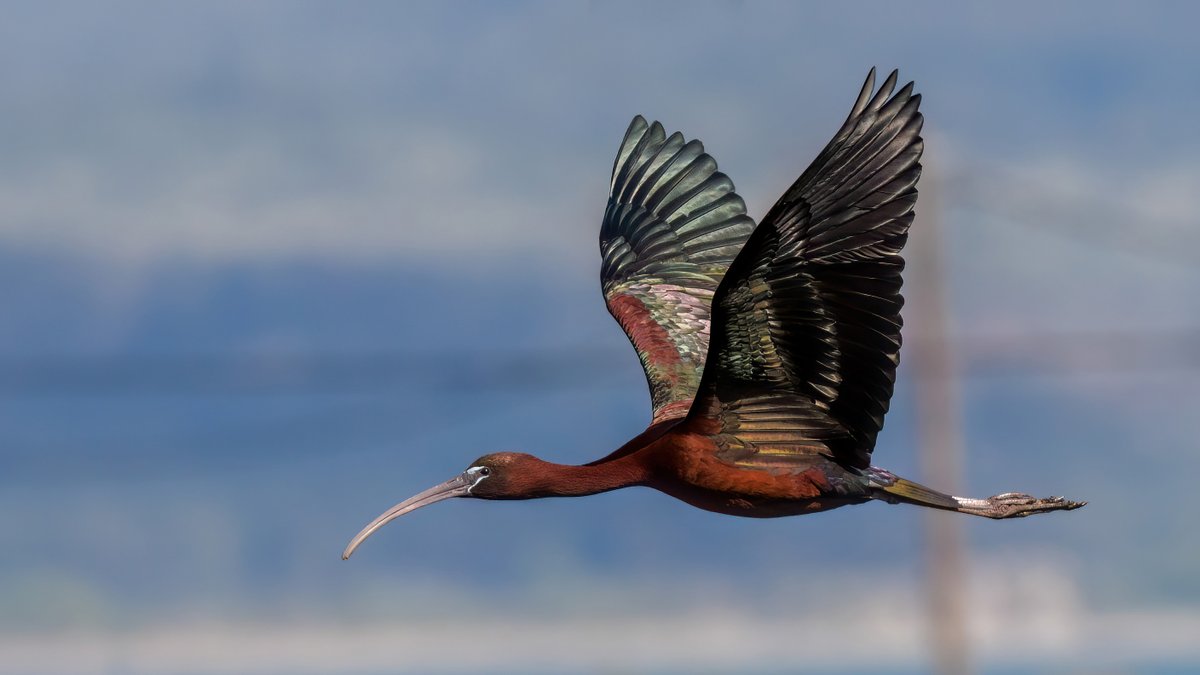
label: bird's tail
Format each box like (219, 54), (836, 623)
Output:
(867, 467), (1086, 519)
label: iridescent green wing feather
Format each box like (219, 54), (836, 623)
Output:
(602, 116), (756, 424)
(688, 69), (924, 471)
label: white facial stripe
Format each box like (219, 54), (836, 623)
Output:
(465, 466), (489, 493)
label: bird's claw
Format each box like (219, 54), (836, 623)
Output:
(984, 492), (1086, 518)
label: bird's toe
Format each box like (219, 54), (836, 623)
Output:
(983, 492), (1085, 518)
(990, 492), (1036, 505)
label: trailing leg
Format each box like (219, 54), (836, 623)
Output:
(866, 467), (1086, 519)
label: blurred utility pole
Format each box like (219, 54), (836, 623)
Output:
(908, 163), (972, 675)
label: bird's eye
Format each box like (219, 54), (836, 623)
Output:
(479, 467), (491, 477)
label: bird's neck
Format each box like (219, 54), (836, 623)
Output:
(527, 454), (651, 498)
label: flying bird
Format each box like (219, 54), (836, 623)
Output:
(343, 68), (1084, 560)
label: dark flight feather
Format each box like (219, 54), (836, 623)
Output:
(601, 116), (756, 424)
(688, 68), (924, 472)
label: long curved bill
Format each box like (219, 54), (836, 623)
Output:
(342, 472), (473, 560)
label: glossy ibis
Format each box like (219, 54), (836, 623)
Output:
(343, 68), (1084, 560)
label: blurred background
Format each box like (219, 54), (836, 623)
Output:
(2, 1), (1198, 673)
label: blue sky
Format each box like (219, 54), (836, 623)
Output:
(2, 1), (1199, 673)
(3, 1), (1197, 265)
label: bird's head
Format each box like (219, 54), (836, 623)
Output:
(341, 451), (541, 559)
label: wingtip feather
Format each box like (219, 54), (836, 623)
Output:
(867, 69), (900, 112)
(849, 68), (877, 120)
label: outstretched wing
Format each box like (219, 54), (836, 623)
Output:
(602, 116), (756, 424)
(688, 68), (924, 472)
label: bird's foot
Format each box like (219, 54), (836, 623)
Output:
(957, 492), (1086, 519)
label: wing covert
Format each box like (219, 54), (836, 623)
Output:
(602, 116), (756, 424)
(689, 68), (924, 471)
